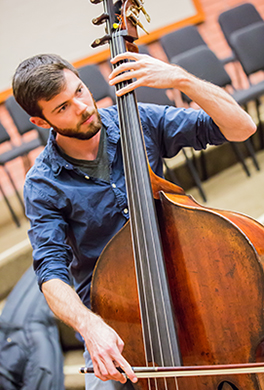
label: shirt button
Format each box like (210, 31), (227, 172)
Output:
(124, 208), (128, 214)
(112, 183), (116, 188)
(65, 164), (69, 168)
(85, 175), (90, 180)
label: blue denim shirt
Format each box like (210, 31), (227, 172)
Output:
(24, 103), (226, 307)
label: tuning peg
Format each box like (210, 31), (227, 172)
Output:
(91, 34), (111, 48)
(90, 0), (103, 4)
(92, 13), (109, 26)
(133, 0), (151, 23)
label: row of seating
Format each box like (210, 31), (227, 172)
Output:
(0, 98), (50, 226)
(157, 2), (264, 187)
(0, 2), (263, 226)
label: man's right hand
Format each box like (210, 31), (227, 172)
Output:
(42, 279), (137, 384)
(83, 312), (138, 384)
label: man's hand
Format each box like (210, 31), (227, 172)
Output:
(42, 279), (137, 384)
(84, 312), (138, 384)
(109, 52), (178, 96)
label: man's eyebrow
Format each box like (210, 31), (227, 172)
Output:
(51, 82), (83, 113)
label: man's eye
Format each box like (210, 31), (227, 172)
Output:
(58, 105), (67, 113)
(77, 86), (83, 93)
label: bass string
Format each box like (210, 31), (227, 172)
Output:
(111, 28), (180, 390)
(111, 32), (156, 386)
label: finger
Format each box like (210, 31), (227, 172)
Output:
(109, 62), (139, 80)
(109, 71), (136, 86)
(111, 52), (143, 64)
(116, 337), (124, 353)
(115, 357), (138, 383)
(93, 360), (109, 382)
(99, 355), (128, 384)
(115, 81), (141, 96)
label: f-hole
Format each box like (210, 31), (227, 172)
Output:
(218, 381), (240, 390)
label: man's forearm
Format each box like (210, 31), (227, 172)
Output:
(42, 278), (92, 336)
(174, 69), (256, 142)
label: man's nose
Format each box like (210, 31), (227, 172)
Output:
(74, 98), (87, 115)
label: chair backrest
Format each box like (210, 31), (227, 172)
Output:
(0, 121), (11, 144)
(136, 87), (173, 106)
(134, 45), (174, 106)
(230, 22), (264, 77)
(138, 45), (151, 55)
(5, 96), (36, 136)
(160, 25), (207, 61)
(171, 46), (232, 88)
(77, 64), (116, 103)
(36, 127), (50, 145)
(218, 3), (263, 49)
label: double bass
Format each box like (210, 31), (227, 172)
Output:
(88, 1), (264, 389)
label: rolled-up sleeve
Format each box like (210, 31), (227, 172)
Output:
(139, 104), (227, 159)
(24, 181), (72, 290)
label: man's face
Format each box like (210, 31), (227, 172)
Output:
(38, 69), (102, 140)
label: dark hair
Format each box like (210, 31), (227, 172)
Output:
(12, 54), (79, 118)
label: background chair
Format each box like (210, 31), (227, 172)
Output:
(135, 86), (207, 201)
(170, 45), (261, 177)
(218, 3), (263, 57)
(160, 25), (207, 62)
(77, 63), (116, 104)
(1, 97), (49, 226)
(218, 3), (264, 88)
(160, 24), (233, 66)
(135, 45), (207, 201)
(0, 121), (27, 227)
(228, 21), (264, 148)
(229, 22), (264, 78)
(5, 96), (45, 172)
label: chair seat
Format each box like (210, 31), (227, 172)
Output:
(232, 80), (264, 106)
(0, 138), (42, 165)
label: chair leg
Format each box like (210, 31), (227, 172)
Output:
(244, 138), (260, 171)
(231, 143), (251, 176)
(182, 149), (207, 202)
(163, 160), (181, 186)
(199, 150), (208, 181)
(256, 99), (264, 149)
(3, 166), (25, 213)
(0, 182), (20, 227)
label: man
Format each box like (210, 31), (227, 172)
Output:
(12, 52), (255, 389)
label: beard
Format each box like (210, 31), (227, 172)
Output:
(45, 104), (102, 140)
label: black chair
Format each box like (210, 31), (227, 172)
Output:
(160, 25), (207, 62)
(77, 64), (116, 103)
(0, 121), (27, 227)
(135, 86), (207, 201)
(218, 3), (263, 57)
(1, 97), (49, 226)
(5, 96), (44, 170)
(135, 45), (207, 201)
(160, 24), (233, 66)
(229, 22), (264, 77)
(170, 46), (261, 177)
(218, 3), (264, 86)
(229, 21), (264, 148)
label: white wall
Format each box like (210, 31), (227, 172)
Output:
(0, 0), (197, 92)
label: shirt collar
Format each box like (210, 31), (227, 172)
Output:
(45, 106), (120, 176)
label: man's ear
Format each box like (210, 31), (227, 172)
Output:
(30, 117), (50, 129)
